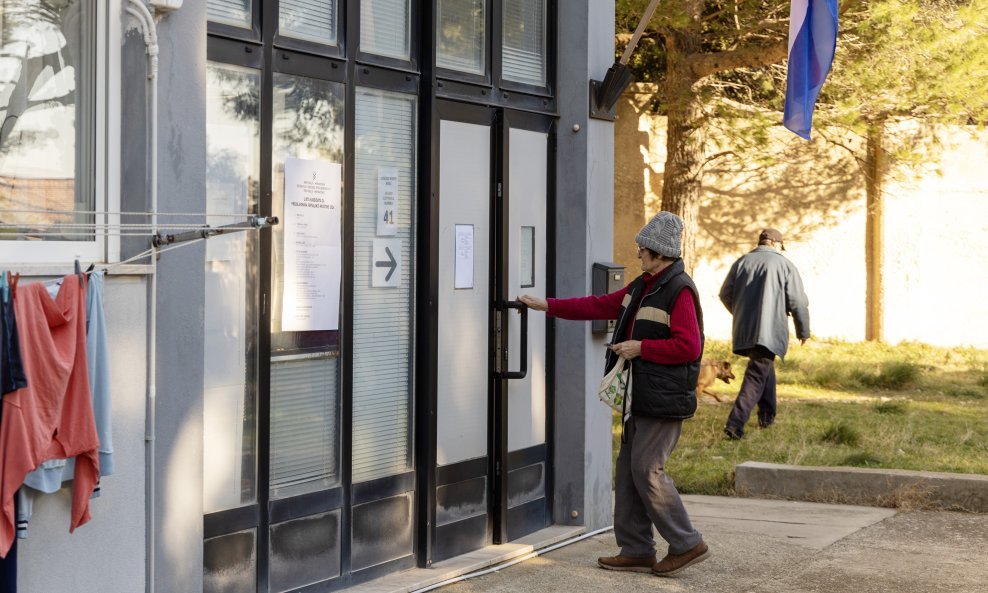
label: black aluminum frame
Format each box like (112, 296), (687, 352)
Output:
(206, 0), (558, 588)
(494, 108), (556, 543)
(435, 0), (558, 115)
(206, 2), (424, 592)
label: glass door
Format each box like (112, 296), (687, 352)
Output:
(493, 111), (553, 542)
(430, 104), (552, 562)
(432, 102), (496, 562)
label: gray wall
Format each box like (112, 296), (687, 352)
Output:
(553, 0), (616, 532)
(150, 4), (208, 593)
(19, 276), (148, 593)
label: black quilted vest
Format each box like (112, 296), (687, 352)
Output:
(604, 259), (705, 419)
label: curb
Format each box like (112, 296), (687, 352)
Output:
(734, 461), (988, 512)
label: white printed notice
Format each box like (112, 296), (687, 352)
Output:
(454, 224), (474, 289)
(282, 157), (342, 332)
(377, 167), (399, 236)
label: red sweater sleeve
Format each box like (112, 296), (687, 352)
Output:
(640, 289), (702, 364)
(546, 285), (629, 321)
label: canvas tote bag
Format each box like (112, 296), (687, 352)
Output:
(598, 357), (632, 419)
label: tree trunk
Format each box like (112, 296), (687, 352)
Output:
(660, 37), (704, 274)
(864, 124), (886, 342)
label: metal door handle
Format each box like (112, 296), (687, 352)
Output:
(499, 300), (528, 380)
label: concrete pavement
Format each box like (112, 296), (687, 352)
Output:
(432, 495), (988, 593)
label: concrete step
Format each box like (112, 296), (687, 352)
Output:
(735, 461), (988, 512)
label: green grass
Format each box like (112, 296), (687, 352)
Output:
(612, 339), (988, 495)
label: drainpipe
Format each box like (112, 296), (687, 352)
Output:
(124, 2), (159, 592)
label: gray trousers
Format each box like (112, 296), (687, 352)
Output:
(615, 416), (702, 557)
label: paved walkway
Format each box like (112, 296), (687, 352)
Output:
(437, 495), (988, 593)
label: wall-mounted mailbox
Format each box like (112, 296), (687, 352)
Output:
(591, 262), (625, 335)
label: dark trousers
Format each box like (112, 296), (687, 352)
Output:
(614, 417), (702, 557)
(0, 496), (15, 592)
(726, 347), (777, 435)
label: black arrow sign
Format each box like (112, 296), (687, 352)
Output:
(375, 246), (398, 282)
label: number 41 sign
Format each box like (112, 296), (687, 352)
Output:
(377, 167), (399, 236)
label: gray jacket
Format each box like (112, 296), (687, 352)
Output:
(719, 246), (810, 359)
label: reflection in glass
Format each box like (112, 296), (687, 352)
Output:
(502, 0), (546, 86)
(360, 0), (410, 60)
(269, 73), (344, 499)
(203, 62), (260, 513)
(352, 88), (417, 483)
(207, 0), (251, 29)
(280, 0), (338, 46)
(437, 0), (485, 75)
(0, 0), (94, 241)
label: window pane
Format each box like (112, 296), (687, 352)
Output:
(352, 88), (416, 483)
(269, 73), (345, 498)
(203, 62), (260, 513)
(437, 0), (485, 75)
(0, 0), (95, 242)
(502, 0), (546, 86)
(280, 0), (338, 45)
(360, 0), (410, 60)
(207, 0), (251, 29)
(269, 356), (340, 497)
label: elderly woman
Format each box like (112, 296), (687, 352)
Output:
(519, 211), (709, 578)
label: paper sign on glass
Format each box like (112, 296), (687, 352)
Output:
(454, 224), (474, 289)
(281, 157), (342, 332)
(377, 167), (399, 236)
(372, 239), (403, 288)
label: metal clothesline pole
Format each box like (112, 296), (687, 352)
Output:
(151, 215), (278, 247)
(0, 215), (278, 240)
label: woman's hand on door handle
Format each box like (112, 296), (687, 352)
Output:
(517, 294), (548, 312)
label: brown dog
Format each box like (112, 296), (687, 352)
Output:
(696, 360), (735, 402)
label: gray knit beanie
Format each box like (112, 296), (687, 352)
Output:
(635, 211), (683, 258)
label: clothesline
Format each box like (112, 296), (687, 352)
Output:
(0, 215), (278, 240)
(0, 208), (256, 218)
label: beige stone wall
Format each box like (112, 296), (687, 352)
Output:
(615, 86), (988, 348)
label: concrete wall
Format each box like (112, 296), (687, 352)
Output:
(19, 276), (148, 593)
(150, 5), (208, 593)
(554, 0), (616, 531)
(615, 86), (988, 348)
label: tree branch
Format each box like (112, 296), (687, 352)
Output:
(687, 38), (789, 79)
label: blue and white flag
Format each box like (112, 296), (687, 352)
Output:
(784, 0), (839, 139)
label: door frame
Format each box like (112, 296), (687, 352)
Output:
(492, 109), (556, 544)
(417, 101), (556, 566)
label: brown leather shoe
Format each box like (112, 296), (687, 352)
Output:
(652, 541), (710, 577)
(597, 553), (657, 573)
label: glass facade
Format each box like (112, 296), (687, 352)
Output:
(269, 73), (345, 498)
(208, 0), (252, 29)
(203, 0), (555, 586)
(0, 0), (95, 242)
(436, 0), (485, 75)
(360, 0), (411, 60)
(280, 0), (339, 45)
(502, 0), (547, 86)
(204, 62), (261, 513)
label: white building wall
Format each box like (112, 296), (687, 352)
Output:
(19, 276), (148, 593)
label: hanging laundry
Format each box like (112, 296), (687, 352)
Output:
(0, 272), (28, 396)
(0, 276), (99, 558)
(18, 271), (115, 538)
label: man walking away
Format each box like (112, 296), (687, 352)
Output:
(719, 228), (810, 439)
